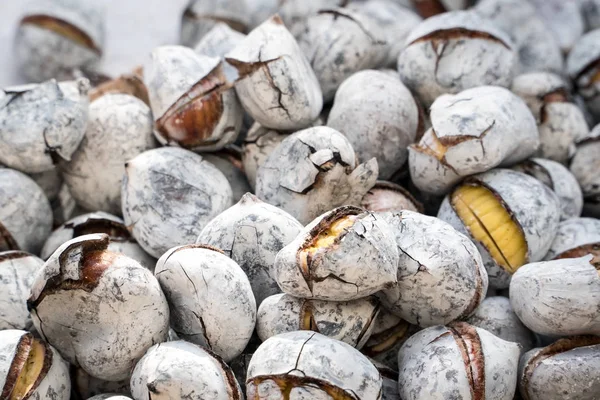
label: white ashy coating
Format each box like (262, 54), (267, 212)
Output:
(196, 193), (302, 305)
(518, 338), (600, 400)
(194, 23), (246, 59)
(14, 0), (104, 82)
(130, 340), (243, 400)
(409, 86), (539, 195)
(398, 11), (516, 107)
(245, 0), (278, 29)
(474, 0), (563, 74)
(360, 181), (422, 214)
(225, 15), (323, 131)
(582, 0), (600, 30)
(256, 293), (380, 348)
(545, 217), (600, 260)
(0, 168), (52, 255)
(28, 234), (170, 381)
(378, 210), (488, 327)
(87, 396), (132, 400)
(40, 212), (155, 270)
(121, 147), (232, 258)
(295, 8), (386, 102)
(0, 251), (44, 330)
(0, 330), (71, 400)
(62, 94), (155, 215)
(246, 331), (382, 399)
(0, 79), (89, 174)
(510, 255), (600, 336)
(348, 0), (422, 68)
(277, 0), (346, 31)
(274, 206), (399, 301)
(398, 323), (520, 400)
(466, 296), (536, 354)
(327, 70), (420, 180)
(528, 0), (583, 53)
(513, 158), (583, 221)
(438, 169), (561, 289)
(511, 73), (589, 163)
(180, 0), (248, 47)
(154, 245), (256, 362)
(570, 126), (600, 211)
(567, 29), (600, 121)
(256, 126), (378, 224)
(144, 46), (242, 151)
(200, 153), (251, 203)
(29, 168), (62, 203)
(242, 123), (288, 190)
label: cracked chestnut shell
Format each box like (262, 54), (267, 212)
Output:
(513, 158), (583, 221)
(408, 86), (539, 195)
(0, 251), (44, 331)
(256, 126), (378, 224)
(154, 244), (256, 362)
(438, 169), (561, 289)
(88, 68), (149, 105)
(144, 45), (242, 152)
(194, 22), (246, 59)
(0, 168), (52, 255)
(246, 331), (382, 399)
(570, 125), (600, 217)
(196, 193), (302, 305)
(256, 293), (380, 348)
(225, 15), (323, 131)
(544, 217), (600, 261)
(398, 322), (520, 400)
(511, 72), (589, 163)
(568, 29), (600, 122)
(0, 79), (89, 174)
(130, 340), (243, 400)
(14, 0), (104, 83)
(509, 255), (600, 336)
(398, 11), (516, 107)
(360, 181), (423, 213)
(87, 395), (132, 400)
(28, 234), (170, 381)
(273, 206), (399, 301)
(378, 210), (488, 327)
(518, 336), (600, 400)
(40, 212), (155, 271)
(180, 0), (248, 47)
(0, 329), (71, 400)
(411, 0), (473, 18)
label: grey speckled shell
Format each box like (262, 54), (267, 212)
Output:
(398, 324), (520, 400)
(474, 0), (563, 74)
(0, 330), (71, 400)
(40, 212), (155, 270)
(327, 70), (419, 179)
(130, 340), (243, 400)
(225, 15), (323, 131)
(296, 8), (387, 102)
(570, 126), (600, 201)
(196, 193), (302, 305)
(438, 169), (561, 289)
(409, 86), (539, 195)
(121, 147), (232, 258)
(529, 0), (583, 53)
(277, 0), (345, 31)
(29, 168), (62, 202)
(274, 208), (399, 300)
(29, 234), (170, 381)
(519, 342), (600, 400)
(545, 217), (600, 260)
(0, 168), (52, 254)
(256, 126), (378, 224)
(466, 296), (536, 354)
(582, 0), (600, 31)
(242, 123), (288, 190)
(398, 11), (516, 107)
(245, 0), (278, 29)
(201, 154), (251, 203)
(510, 256), (600, 336)
(511, 73), (589, 163)
(154, 245), (256, 362)
(180, 0), (249, 47)
(360, 181), (422, 213)
(0, 252), (44, 330)
(0, 79), (89, 174)
(247, 331), (382, 399)
(194, 23), (246, 59)
(62, 94), (155, 215)
(567, 30), (600, 120)
(14, 0), (104, 82)
(256, 293), (380, 348)
(378, 210), (488, 327)
(87, 395), (132, 400)
(513, 158), (584, 221)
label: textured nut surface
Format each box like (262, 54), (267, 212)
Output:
(544, 217), (600, 261)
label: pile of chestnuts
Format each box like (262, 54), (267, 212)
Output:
(1, 0), (599, 399)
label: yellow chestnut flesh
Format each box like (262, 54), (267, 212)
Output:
(416, 130), (447, 160)
(452, 185), (527, 274)
(304, 215), (357, 256)
(10, 339), (46, 400)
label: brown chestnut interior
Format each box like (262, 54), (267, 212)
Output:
(21, 15), (101, 54)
